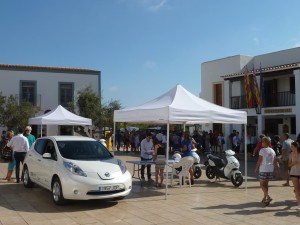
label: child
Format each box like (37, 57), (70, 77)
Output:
(153, 138), (166, 187)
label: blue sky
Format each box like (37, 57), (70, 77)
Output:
(1, 0), (300, 108)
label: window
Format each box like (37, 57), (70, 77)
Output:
(20, 81), (36, 105)
(290, 77), (295, 94)
(34, 139), (47, 155)
(213, 83), (222, 106)
(59, 83), (74, 107)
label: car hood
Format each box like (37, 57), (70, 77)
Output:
(67, 158), (121, 180)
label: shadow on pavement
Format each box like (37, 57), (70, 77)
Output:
(192, 200), (300, 217)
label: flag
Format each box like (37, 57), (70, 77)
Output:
(252, 66), (262, 107)
(244, 67), (253, 108)
(259, 65), (266, 107)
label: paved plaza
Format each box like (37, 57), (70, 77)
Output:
(0, 152), (299, 225)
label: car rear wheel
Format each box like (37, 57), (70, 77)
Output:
(52, 177), (66, 205)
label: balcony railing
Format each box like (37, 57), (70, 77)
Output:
(231, 91), (295, 109)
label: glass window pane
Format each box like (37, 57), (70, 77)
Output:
(21, 81), (36, 105)
(59, 83), (73, 107)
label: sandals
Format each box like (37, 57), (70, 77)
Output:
(262, 196), (272, 206)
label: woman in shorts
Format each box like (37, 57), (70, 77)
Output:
(4, 130), (15, 182)
(153, 138), (166, 187)
(289, 142), (300, 209)
(255, 137), (279, 206)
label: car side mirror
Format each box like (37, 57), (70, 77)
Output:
(42, 152), (52, 159)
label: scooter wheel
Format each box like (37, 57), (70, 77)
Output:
(194, 166), (202, 179)
(231, 174), (243, 187)
(205, 166), (215, 179)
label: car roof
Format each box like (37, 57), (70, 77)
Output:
(40, 136), (96, 141)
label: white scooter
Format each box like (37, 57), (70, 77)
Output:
(172, 150), (202, 179)
(204, 149), (243, 187)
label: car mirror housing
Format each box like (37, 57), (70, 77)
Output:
(42, 153), (52, 159)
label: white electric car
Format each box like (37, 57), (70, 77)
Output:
(23, 136), (132, 205)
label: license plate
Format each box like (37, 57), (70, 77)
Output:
(99, 185), (120, 192)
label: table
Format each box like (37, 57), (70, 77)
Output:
(126, 160), (175, 185)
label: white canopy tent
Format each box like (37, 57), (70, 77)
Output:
(114, 84), (248, 198)
(29, 105), (92, 136)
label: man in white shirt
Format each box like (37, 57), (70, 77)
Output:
(140, 132), (154, 181)
(7, 127), (29, 183)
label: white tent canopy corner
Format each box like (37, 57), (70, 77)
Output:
(113, 84), (248, 198)
(29, 105), (92, 135)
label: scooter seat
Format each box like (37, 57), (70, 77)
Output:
(209, 155), (226, 167)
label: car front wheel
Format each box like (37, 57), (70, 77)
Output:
(23, 165), (34, 188)
(52, 177), (66, 205)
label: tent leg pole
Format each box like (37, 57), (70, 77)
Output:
(113, 122), (116, 155)
(165, 122), (170, 200)
(244, 124), (247, 191)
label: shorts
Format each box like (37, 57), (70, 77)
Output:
(290, 175), (300, 179)
(282, 160), (290, 171)
(8, 160), (16, 171)
(259, 172), (274, 181)
(155, 164), (165, 170)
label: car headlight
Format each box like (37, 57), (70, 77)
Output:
(117, 159), (127, 174)
(63, 161), (87, 177)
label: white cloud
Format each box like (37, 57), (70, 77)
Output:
(143, 60), (157, 69)
(253, 37), (260, 45)
(109, 85), (119, 92)
(294, 42), (300, 47)
(140, 0), (167, 12)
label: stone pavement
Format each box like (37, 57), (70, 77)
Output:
(0, 152), (299, 225)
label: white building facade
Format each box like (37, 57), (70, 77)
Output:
(0, 64), (101, 136)
(201, 47), (300, 142)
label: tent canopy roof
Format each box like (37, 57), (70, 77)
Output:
(114, 84), (247, 124)
(29, 105), (92, 125)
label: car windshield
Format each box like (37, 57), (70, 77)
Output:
(56, 140), (113, 160)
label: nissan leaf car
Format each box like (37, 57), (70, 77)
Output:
(23, 136), (132, 205)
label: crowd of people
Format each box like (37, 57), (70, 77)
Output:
(114, 127), (300, 209)
(1, 126), (35, 183)
(114, 128), (227, 155)
(253, 132), (300, 209)
(139, 130), (195, 187)
(1, 125), (300, 209)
